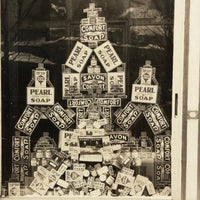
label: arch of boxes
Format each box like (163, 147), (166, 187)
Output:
(8, 3), (171, 197)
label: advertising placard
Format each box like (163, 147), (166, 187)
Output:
(143, 104), (169, 135)
(155, 134), (171, 162)
(27, 87), (54, 105)
(67, 98), (121, 107)
(108, 72), (125, 93)
(108, 131), (130, 144)
(12, 163), (30, 184)
(15, 106), (42, 136)
(80, 23), (107, 43)
(79, 136), (103, 148)
(155, 162), (171, 187)
(65, 41), (92, 73)
(45, 103), (75, 130)
(115, 102), (142, 131)
(62, 73), (80, 97)
(96, 98), (121, 107)
(80, 73), (107, 91)
(67, 98), (93, 107)
(131, 84), (158, 104)
(34, 70), (47, 88)
(94, 41), (122, 72)
(12, 135), (30, 163)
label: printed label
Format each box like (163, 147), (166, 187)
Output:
(140, 67), (153, 85)
(8, 182), (21, 196)
(130, 175), (148, 196)
(12, 136), (30, 164)
(29, 178), (49, 195)
(65, 170), (83, 182)
(108, 131), (130, 144)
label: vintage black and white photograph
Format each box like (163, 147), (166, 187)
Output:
(1, 0), (200, 200)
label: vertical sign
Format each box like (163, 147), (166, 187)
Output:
(108, 72), (125, 93)
(155, 134), (171, 162)
(102, 107), (112, 130)
(76, 107), (86, 127)
(62, 73), (80, 98)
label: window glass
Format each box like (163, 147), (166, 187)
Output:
(1, 0), (173, 197)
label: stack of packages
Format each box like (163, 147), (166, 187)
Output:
(28, 139), (171, 197)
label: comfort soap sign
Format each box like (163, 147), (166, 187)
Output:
(94, 41), (122, 72)
(144, 104), (169, 135)
(131, 84), (158, 104)
(65, 41), (92, 73)
(15, 106), (42, 136)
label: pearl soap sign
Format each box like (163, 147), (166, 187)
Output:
(65, 41), (92, 73)
(131, 84), (158, 104)
(94, 41), (122, 72)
